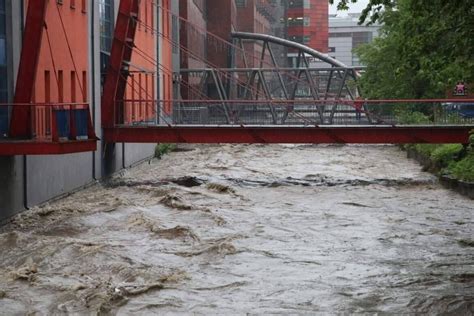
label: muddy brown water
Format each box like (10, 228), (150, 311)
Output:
(0, 144), (473, 314)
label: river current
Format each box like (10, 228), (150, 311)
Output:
(0, 144), (473, 314)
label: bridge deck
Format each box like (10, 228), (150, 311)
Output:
(104, 125), (473, 144)
(0, 139), (97, 155)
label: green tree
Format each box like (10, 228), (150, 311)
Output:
(345, 0), (474, 99)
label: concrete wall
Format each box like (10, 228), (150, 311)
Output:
(0, 0), (156, 223)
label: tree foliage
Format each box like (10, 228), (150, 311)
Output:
(346, 0), (474, 99)
(329, 0), (395, 25)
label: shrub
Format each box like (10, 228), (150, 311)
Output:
(412, 144), (438, 157)
(430, 144), (463, 167)
(154, 143), (176, 159)
(446, 153), (474, 182)
(395, 110), (431, 125)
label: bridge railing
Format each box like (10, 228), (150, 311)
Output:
(0, 103), (96, 141)
(114, 99), (474, 127)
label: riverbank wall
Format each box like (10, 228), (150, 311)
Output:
(405, 147), (474, 199)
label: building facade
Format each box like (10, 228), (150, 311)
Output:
(285, 0), (328, 52)
(179, 0), (207, 100)
(328, 13), (381, 66)
(236, 0), (279, 68)
(206, 0), (238, 69)
(0, 0), (177, 222)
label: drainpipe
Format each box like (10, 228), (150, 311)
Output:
(90, 0), (97, 180)
(23, 156), (28, 209)
(20, 0), (28, 210)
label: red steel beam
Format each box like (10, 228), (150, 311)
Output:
(0, 140), (97, 156)
(103, 126), (473, 144)
(101, 0), (139, 128)
(9, 0), (48, 138)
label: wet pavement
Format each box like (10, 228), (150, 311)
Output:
(0, 144), (473, 314)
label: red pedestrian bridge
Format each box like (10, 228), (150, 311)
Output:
(1, 0), (473, 156)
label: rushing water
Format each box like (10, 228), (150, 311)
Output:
(0, 144), (473, 314)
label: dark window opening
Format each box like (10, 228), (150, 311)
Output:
(99, 0), (114, 86)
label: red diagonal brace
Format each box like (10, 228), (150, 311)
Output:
(101, 0), (139, 129)
(9, 0), (48, 138)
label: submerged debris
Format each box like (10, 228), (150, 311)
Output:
(170, 176), (204, 188)
(176, 242), (237, 257)
(160, 194), (193, 210)
(206, 183), (236, 194)
(10, 259), (38, 281)
(156, 226), (200, 241)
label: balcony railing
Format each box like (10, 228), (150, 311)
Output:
(0, 103), (96, 141)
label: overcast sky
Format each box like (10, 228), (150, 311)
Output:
(329, 0), (370, 16)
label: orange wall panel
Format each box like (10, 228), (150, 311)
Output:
(124, 0), (159, 124)
(25, 0), (89, 138)
(161, 0), (173, 114)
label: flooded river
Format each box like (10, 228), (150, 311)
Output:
(0, 145), (473, 314)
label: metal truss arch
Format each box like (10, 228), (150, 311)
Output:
(231, 31), (355, 71)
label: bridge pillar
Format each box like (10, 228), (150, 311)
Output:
(9, 0), (48, 138)
(101, 0), (139, 129)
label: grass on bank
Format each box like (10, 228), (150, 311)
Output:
(154, 143), (176, 159)
(395, 109), (474, 182)
(405, 134), (474, 182)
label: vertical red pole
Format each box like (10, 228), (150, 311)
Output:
(101, 0), (139, 129)
(9, 0), (48, 138)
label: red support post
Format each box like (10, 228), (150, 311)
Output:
(101, 0), (139, 129)
(51, 109), (59, 142)
(9, 0), (48, 138)
(69, 107), (78, 140)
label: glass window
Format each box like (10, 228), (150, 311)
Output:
(0, 0), (7, 100)
(99, 0), (114, 81)
(288, 16), (310, 27)
(0, 0), (7, 134)
(99, 0), (113, 53)
(289, 35), (310, 45)
(288, 0), (310, 9)
(352, 31), (373, 48)
(172, 15), (178, 53)
(0, 39), (5, 65)
(235, 0), (246, 8)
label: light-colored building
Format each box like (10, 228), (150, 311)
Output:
(328, 13), (381, 66)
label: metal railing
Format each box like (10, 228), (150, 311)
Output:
(0, 103), (96, 141)
(114, 99), (474, 127)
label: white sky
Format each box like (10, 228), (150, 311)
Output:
(329, 0), (370, 16)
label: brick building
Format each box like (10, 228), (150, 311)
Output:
(179, 0), (207, 100)
(206, 0), (238, 69)
(236, 0), (279, 68)
(285, 0), (328, 52)
(179, 0), (207, 70)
